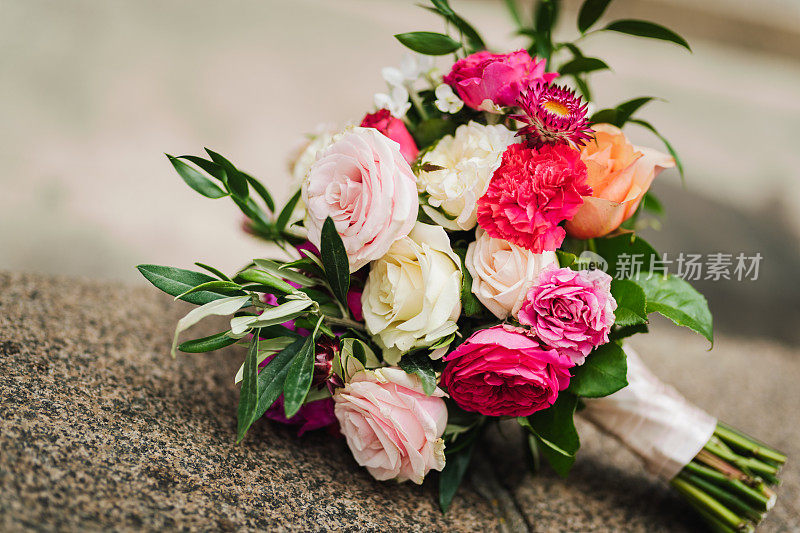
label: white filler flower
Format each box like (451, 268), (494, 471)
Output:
(416, 122), (517, 231)
(434, 84), (463, 114)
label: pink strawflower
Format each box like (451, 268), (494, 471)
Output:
(360, 109), (419, 163)
(518, 267), (617, 365)
(513, 82), (593, 148)
(476, 143), (591, 253)
(443, 50), (558, 111)
(442, 325), (573, 417)
(265, 396), (338, 436)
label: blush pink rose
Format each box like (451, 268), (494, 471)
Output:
(518, 267), (617, 365)
(443, 50), (557, 111)
(476, 143), (590, 253)
(333, 367), (447, 484)
(442, 326), (573, 417)
(360, 109), (419, 163)
(302, 127), (418, 272)
(565, 124), (675, 239)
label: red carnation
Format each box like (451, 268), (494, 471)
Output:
(476, 143), (591, 253)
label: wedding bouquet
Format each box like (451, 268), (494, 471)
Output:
(138, 1), (785, 530)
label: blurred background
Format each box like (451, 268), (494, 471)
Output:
(1, 0), (799, 344)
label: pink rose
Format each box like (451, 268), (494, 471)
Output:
(442, 326), (573, 417)
(360, 109), (419, 163)
(333, 367), (447, 484)
(302, 127), (418, 272)
(265, 396), (337, 436)
(443, 50), (557, 111)
(518, 267), (617, 365)
(476, 143), (590, 253)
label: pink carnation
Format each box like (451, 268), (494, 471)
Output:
(442, 326), (573, 417)
(360, 109), (419, 163)
(476, 143), (590, 253)
(443, 50), (557, 111)
(518, 267), (617, 365)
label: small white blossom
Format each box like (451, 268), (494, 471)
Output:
(374, 85), (411, 119)
(382, 53), (435, 88)
(434, 84), (463, 114)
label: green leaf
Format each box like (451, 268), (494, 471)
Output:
(427, 0), (486, 52)
(568, 342), (628, 397)
(166, 155), (228, 199)
(604, 19), (691, 51)
(453, 247), (483, 317)
(527, 393), (580, 456)
(254, 259), (315, 287)
(205, 148), (249, 200)
(394, 31), (462, 56)
(439, 438), (475, 513)
(412, 118), (457, 149)
(590, 108), (618, 124)
(194, 262), (232, 281)
(320, 217), (351, 305)
(593, 234), (660, 280)
(177, 155), (225, 180)
(610, 279), (647, 327)
(525, 393), (580, 477)
(631, 272), (713, 344)
(276, 189), (302, 231)
(172, 295), (250, 357)
(578, 0), (612, 33)
(609, 323), (648, 341)
(244, 173), (275, 212)
(282, 336), (316, 418)
(237, 333), (260, 441)
(137, 264), (233, 305)
(178, 331), (238, 353)
(629, 118), (685, 181)
(557, 57), (610, 76)
(237, 268), (297, 294)
(244, 337), (308, 435)
(556, 250), (577, 268)
(614, 96), (656, 126)
(248, 299), (315, 328)
(173, 280), (243, 301)
(641, 192), (665, 216)
(399, 351), (438, 396)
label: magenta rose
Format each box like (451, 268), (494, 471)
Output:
(443, 50), (557, 111)
(518, 267), (617, 365)
(442, 325), (573, 417)
(265, 396), (337, 436)
(360, 109), (419, 163)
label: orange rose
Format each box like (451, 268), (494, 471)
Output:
(565, 124), (675, 239)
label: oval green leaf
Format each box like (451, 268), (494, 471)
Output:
(394, 31), (462, 56)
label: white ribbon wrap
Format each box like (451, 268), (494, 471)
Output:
(579, 346), (717, 480)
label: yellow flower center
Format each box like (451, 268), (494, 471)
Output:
(542, 100), (569, 117)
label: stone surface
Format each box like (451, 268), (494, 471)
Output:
(1, 271), (798, 532)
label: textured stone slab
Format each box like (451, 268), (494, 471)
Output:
(0, 272), (797, 531)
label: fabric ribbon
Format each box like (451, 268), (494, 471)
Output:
(579, 345), (717, 480)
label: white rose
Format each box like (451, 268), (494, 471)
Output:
(362, 222), (462, 364)
(465, 227), (558, 319)
(416, 121), (517, 231)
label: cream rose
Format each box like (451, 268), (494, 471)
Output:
(416, 121), (517, 230)
(302, 127), (418, 272)
(362, 222), (462, 364)
(465, 227), (558, 319)
(333, 367), (447, 484)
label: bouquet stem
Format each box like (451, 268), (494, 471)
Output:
(671, 423), (785, 532)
